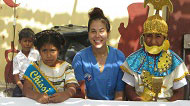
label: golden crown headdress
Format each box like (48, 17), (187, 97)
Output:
(143, 0), (173, 37)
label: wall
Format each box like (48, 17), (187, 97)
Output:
(168, 0), (190, 69)
(0, 0), (145, 82)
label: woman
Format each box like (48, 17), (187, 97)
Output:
(72, 7), (125, 100)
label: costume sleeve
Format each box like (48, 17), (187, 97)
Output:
(173, 63), (189, 89)
(13, 56), (20, 75)
(121, 61), (135, 87)
(65, 64), (78, 85)
(122, 72), (135, 87)
(72, 53), (85, 81)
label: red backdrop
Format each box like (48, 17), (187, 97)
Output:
(168, 0), (190, 69)
(118, 1), (190, 70)
(118, 3), (149, 57)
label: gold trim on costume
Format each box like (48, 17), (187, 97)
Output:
(140, 70), (163, 101)
(143, 14), (168, 37)
(120, 65), (132, 75)
(65, 78), (78, 84)
(139, 83), (166, 89)
(144, 0), (173, 13)
(157, 50), (172, 73)
(65, 70), (74, 75)
(174, 72), (189, 82)
(162, 86), (166, 89)
(143, 0), (173, 37)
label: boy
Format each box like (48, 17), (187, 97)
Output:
(121, 0), (189, 101)
(13, 28), (40, 97)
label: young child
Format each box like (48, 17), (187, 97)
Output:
(121, 1), (189, 101)
(13, 28), (40, 97)
(23, 30), (78, 104)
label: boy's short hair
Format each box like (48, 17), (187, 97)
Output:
(19, 28), (35, 40)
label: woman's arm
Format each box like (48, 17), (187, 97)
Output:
(23, 79), (49, 104)
(79, 80), (86, 98)
(169, 87), (184, 101)
(125, 84), (142, 101)
(14, 74), (23, 90)
(73, 80), (86, 98)
(115, 91), (123, 100)
(49, 83), (77, 103)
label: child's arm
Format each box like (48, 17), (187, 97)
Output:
(14, 74), (23, 90)
(23, 79), (49, 104)
(49, 83), (76, 103)
(169, 87), (185, 101)
(13, 57), (23, 90)
(125, 84), (143, 101)
(114, 91), (124, 100)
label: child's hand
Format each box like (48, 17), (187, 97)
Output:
(133, 96), (143, 101)
(49, 84), (76, 103)
(49, 92), (68, 103)
(36, 94), (49, 104)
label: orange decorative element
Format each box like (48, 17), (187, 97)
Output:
(4, 41), (19, 83)
(3, 0), (20, 8)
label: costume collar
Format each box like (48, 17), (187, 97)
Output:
(126, 48), (182, 77)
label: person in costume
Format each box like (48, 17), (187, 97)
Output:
(13, 28), (40, 97)
(121, 0), (189, 101)
(23, 30), (78, 104)
(72, 7), (125, 100)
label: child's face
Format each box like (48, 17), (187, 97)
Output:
(39, 43), (59, 67)
(19, 37), (34, 52)
(144, 33), (165, 47)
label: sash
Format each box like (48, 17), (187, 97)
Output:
(24, 62), (58, 95)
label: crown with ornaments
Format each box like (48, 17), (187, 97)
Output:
(143, 0), (173, 37)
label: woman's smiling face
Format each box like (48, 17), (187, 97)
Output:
(88, 19), (109, 49)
